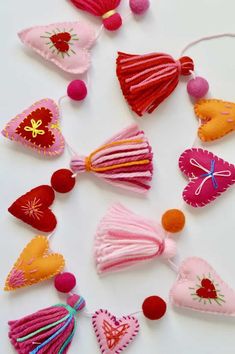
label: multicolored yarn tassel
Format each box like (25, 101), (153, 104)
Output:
(8, 294), (85, 354)
(116, 52), (194, 116)
(70, 124), (153, 193)
(70, 0), (122, 31)
(95, 203), (177, 274)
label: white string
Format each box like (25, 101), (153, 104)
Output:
(180, 33), (235, 57)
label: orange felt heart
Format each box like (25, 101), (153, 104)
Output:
(5, 236), (65, 291)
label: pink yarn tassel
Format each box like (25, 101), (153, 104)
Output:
(95, 203), (177, 274)
(70, 124), (153, 194)
(8, 294), (85, 354)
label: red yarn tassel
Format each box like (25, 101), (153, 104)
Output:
(116, 52), (194, 116)
(70, 0), (122, 31)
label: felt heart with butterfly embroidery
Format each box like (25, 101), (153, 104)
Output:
(5, 236), (65, 291)
(170, 257), (235, 316)
(18, 21), (97, 74)
(8, 185), (57, 232)
(1, 99), (64, 156)
(194, 99), (235, 142)
(92, 309), (139, 354)
(179, 148), (235, 207)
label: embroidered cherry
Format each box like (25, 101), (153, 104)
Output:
(196, 278), (217, 299)
(50, 32), (71, 53)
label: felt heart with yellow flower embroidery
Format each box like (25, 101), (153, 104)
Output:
(5, 236), (65, 291)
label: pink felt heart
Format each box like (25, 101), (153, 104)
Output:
(170, 257), (235, 316)
(92, 309), (139, 354)
(18, 21), (96, 74)
(179, 148), (235, 207)
(2, 99), (65, 156)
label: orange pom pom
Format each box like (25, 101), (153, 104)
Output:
(161, 209), (185, 233)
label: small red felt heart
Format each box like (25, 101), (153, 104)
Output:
(50, 32), (71, 53)
(196, 278), (217, 299)
(8, 185), (57, 232)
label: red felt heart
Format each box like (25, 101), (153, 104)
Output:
(16, 107), (54, 148)
(196, 278), (217, 299)
(50, 32), (71, 53)
(8, 185), (57, 232)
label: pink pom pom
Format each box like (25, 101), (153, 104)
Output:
(187, 77), (209, 99)
(130, 0), (150, 14)
(67, 80), (87, 101)
(54, 272), (76, 293)
(103, 12), (122, 31)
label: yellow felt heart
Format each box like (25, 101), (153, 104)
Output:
(5, 235), (65, 291)
(194, 99), (235, 142)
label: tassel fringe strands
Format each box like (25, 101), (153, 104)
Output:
(70, 124), (153, 194)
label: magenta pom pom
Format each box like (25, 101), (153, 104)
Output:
(187, 77), (209, 99)
(103, 12), (122, 31)
(54, 272), (77, 293)
(67, 80), (87, 101)
(130, 0), (150, 14)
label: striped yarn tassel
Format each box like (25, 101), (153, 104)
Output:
(70, 0), (122, 31)
(116, 52), (194, 116)
(8, 294), (85, 354)
(70, 124), (153, 194)
(95, 203), (177, 274)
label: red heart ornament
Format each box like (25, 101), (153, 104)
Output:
(8, 185), (57, 232)
(50, 32), (72, 53)
(179, 148), (235, 207)
(196, 279), (217, 299)
(2, 99), (65, 156)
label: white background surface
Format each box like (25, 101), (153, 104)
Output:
(1, 1), (235, 353)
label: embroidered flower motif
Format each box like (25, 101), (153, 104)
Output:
(24, 119), (45, 138)
(189, 274), (225, 305)
(103, 320), (130, 350)
(41, 28), (79, 57)
(21, 197), (44, 220)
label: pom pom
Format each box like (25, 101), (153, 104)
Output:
(103, 12), (122, 31)
(54, 272), (77, 293)
(161, 209), (185, 233)
(95, 203), (177, 274)
(70, 0), (122, 31)
(130, 0), (150, 14)
(187, 77), (209, 99)
(116, 52), (194, 116)
(51, 169), (76, 193)
(67, 80), (88, 101)
(142, 296), (167, 320)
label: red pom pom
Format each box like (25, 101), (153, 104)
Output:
(103, 13), (122, 31)
(142, 296), (167, 320)
(179, 56), (194, 76)
(51, 169), (76, 193)
(67, 80), (87, 101)
(54, 272), (77, 293)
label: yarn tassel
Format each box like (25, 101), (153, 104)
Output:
(8, 294), (85, 354)
(70, 124), (153, 194)
(116, 52), (194, 116)
(70, 0), (122, 31)
(95, 203), (177, 274)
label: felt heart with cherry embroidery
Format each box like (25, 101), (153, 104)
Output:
(2, 99), (64, 156)
(5, 236), (65, 291)
(8, 185), (57, 232)
(92, 309), (139, 354)
(18, 21), (97, 74)
(179, 148), (235, 207)
(170, 257), (235, 316)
